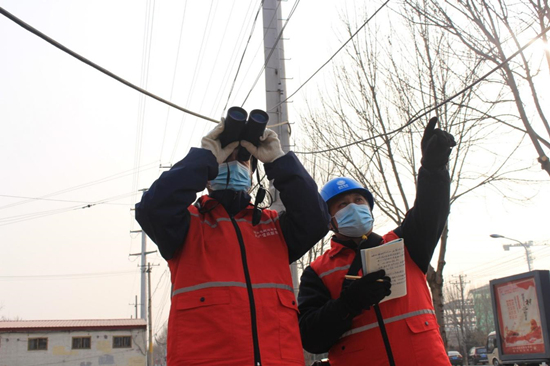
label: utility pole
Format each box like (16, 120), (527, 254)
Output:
(147, 263), (154, 366)
(262, 0), (290, 207)
(130, 230), (156, 319)
(129, 295), (138, 319)
(262, 0), (299, 295)
(130, 189), (157, 320)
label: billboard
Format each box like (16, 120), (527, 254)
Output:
(490, 270), (550, 363)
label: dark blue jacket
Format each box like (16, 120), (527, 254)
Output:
(135, 147), (330, 263)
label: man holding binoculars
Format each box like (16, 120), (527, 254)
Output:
(135, 107), (330, 366)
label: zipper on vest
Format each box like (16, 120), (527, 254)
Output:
(230, 216), (262, 366)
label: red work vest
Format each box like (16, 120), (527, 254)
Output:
(310, 232), (449, 366)
(166, 196), (304, 366)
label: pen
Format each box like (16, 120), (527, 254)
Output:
(345, 275), (385, 282)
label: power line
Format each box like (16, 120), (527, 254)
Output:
(0, 270), (136, 281)
(295, 24), (550, 155)
(169, 1), (218, 164)
(0, 191), (137, 227)
(222, 0), (265, 113)
(159, 1), (188, 165)
(210, 1), (257, 116)
(0, 6), (219, 124)
(447, 246), (549, 285)
(267, 0), (391, 113)
(132, 0), (157, 211)
(0, 162), (157, 211)
(0, 194), (128, 206)
(195, 1), (252, 149)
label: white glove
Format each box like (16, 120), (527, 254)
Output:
(240, 129), (285, 163)
(201, 120), (240, 164)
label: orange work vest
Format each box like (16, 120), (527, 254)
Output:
(166, 196), (304, 366)
(310, 232), (449, 366)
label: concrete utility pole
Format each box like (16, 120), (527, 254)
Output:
(130, 230), (156, 319)
(262, 0), (299, 295)
(129, 295), (138, 319)
(131, 189), (157, 320)
(147, 263), (153, 366)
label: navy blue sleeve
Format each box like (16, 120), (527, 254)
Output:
(397, 165), (450, 273)
(298, 266), (354, 354)
(135, 148), (218, 260)
(264, 152), (331, 263)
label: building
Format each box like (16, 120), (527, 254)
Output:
(469, 284), (495, 335)
(0, 319), (147, 366)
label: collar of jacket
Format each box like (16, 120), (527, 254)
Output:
(201, 190), (252, 216)
(330, 233), (383, 256)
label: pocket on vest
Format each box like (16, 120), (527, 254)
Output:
(404, 312), (439, 333)
(277, 289), (304, 361)
(405, 312), (446, 363)
(172, 287), (237, 360)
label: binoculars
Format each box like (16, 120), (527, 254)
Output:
(219, 107), (269, 161)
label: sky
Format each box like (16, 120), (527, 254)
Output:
(0, 0), (549, 339)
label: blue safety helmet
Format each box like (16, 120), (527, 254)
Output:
(320, 177), (374, 209)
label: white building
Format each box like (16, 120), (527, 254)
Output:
(0, 319), (147, 366)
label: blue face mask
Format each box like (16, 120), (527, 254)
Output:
(333, 203), (374, 237)
(209, 161), (252, 192)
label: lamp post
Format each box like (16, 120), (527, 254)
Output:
(490, 234), (534, 271)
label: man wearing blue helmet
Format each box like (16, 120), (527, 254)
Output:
(298, 117), (455, 366)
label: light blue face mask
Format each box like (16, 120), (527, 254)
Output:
(209, 161), (252, 192)
(333, 203), (374, 237)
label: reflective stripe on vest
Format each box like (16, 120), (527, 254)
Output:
(172, 281), (294, 297)
(341, 309), (435, 338)
(318, 265), (351, 279)
(189, 212), (279, 228)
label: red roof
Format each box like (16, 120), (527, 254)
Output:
(0, 319), (147, 332)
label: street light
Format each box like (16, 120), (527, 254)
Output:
(490, 234), (533, 271)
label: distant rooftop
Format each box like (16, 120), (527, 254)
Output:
(0, 319), (147, 332)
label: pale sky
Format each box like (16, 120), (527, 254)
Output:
(1, 0), (549, 340)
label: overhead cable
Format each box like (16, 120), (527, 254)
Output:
(0, 6), (219, 124)
(132, 0), (156, 215)
(222, 0), (265, 113)
(210, 1), (257, 116)
(0, 191), (137, 227)
(159, 1), (188, 164)
(0, 194), (128, 206)
(267, 0), (391, 113)
(0, 270), (136, 281)
(0, 161), (158, 211)
(295, 24), (550, 155)
(169, 1), (218, 163)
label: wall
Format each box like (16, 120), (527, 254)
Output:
(0, 329), (146, 366)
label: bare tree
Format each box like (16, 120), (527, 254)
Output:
(296, 3), (534, 348)
(293, 151), (338, 274)
(407, 0), (550, 175)
(445, 275), (477, 362)
(153, 323), (167, 366)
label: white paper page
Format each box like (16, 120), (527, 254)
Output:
(361, 238), (407, 302)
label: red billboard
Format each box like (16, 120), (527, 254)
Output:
(494, 276), (545, 354)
